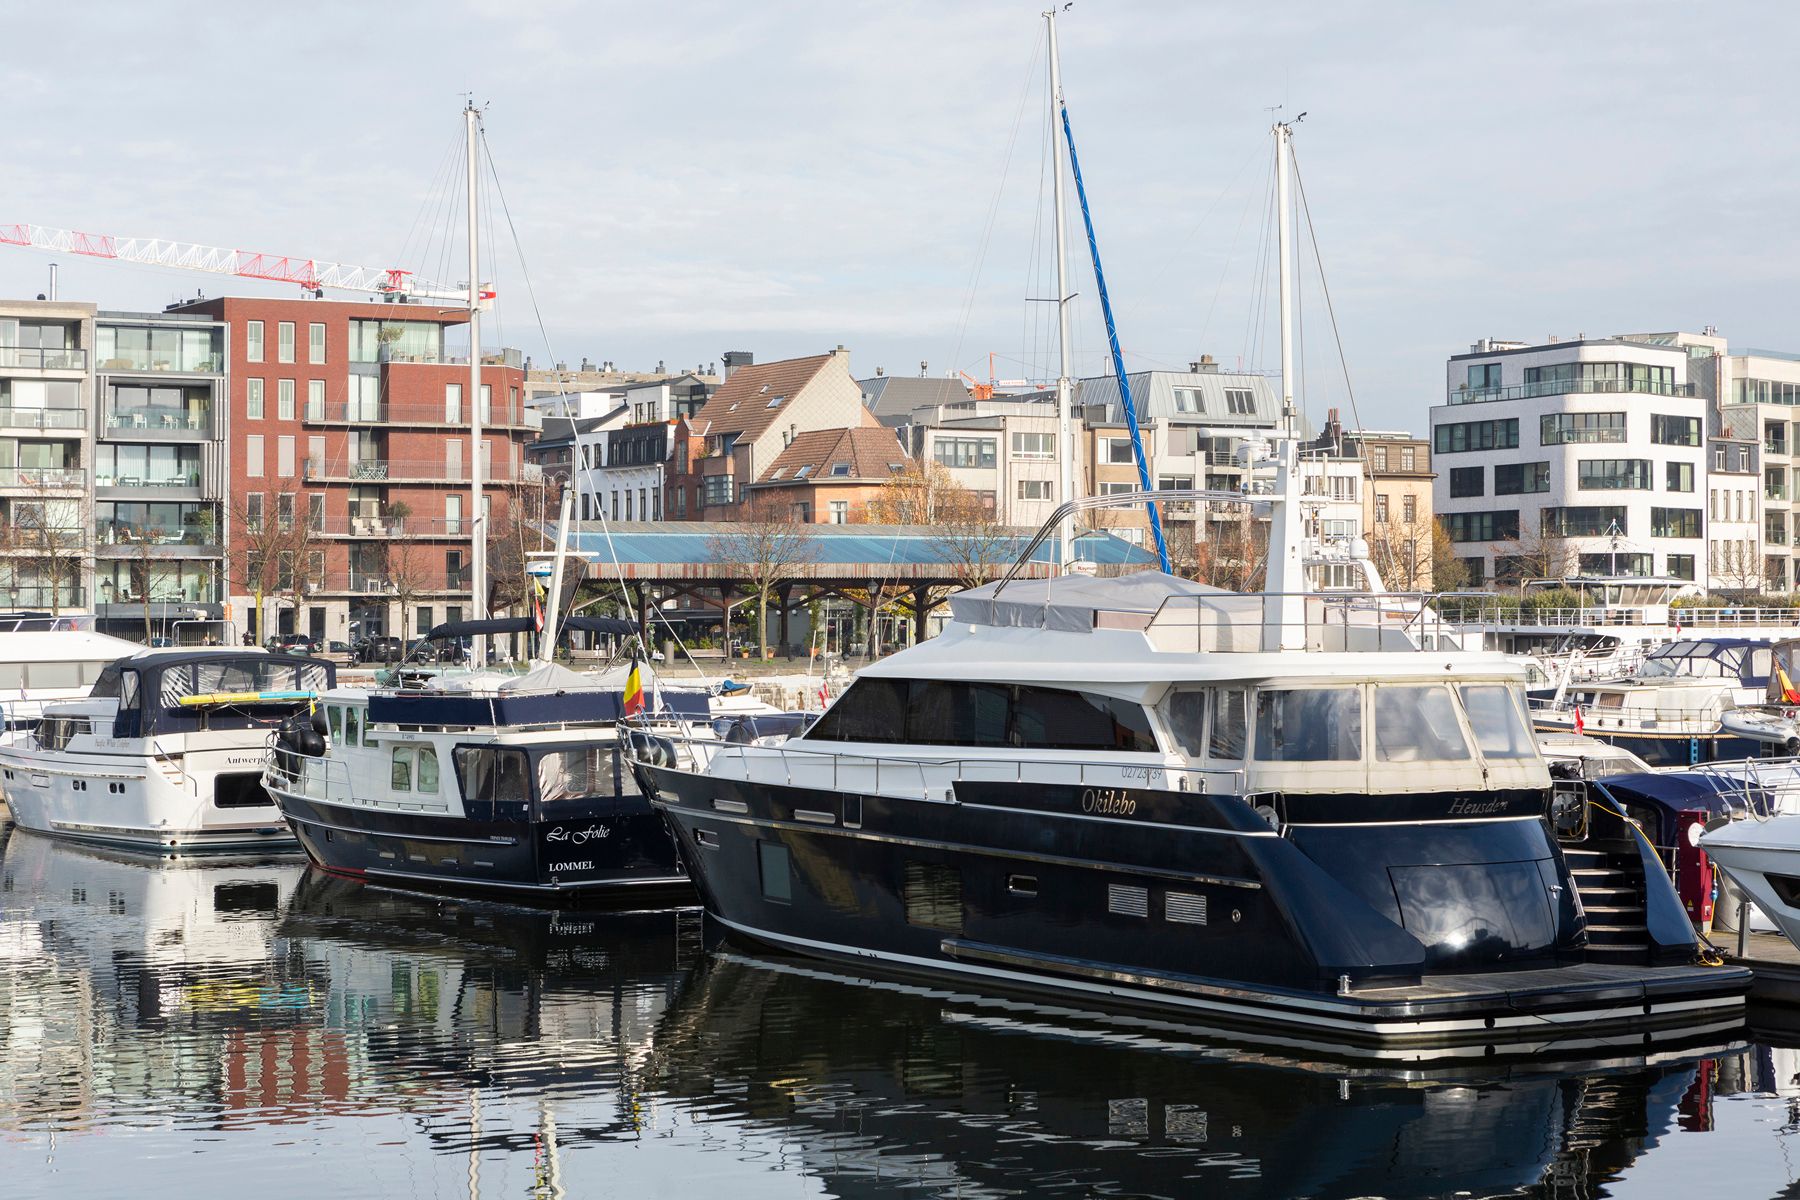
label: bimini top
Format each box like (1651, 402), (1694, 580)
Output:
(91, 650), (334, 737)
(951, 571), (1235, 633)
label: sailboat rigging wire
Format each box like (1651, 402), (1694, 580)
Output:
(480, 127), (560, 376)
(1193, 149), (1267, 354)
(1241, 152), (1277, 373)
(950, 35), (1043, 384)
(1289, 146), (1366, 438)
(1057, 102), (1169, 573)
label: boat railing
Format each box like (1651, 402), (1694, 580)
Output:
(1441, 602), (1800, 629)
(1142, 591), (1456, 655)
(1528, 694), (1739, 736)
(1675, 756), (1800, 818)
(629, 724), (1243, 801)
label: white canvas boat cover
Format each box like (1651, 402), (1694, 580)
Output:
(950, 571), (1237, 632)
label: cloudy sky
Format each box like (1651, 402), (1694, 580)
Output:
(4, 1), (1797, 430)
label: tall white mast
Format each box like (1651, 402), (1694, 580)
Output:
(466, 101), (488, 664)
(1263, 117), (1306, 649)
(1046, 7), (1076, 574)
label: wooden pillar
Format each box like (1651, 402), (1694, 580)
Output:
(912, 586), (933, 645)
(778, 584), (793, 657)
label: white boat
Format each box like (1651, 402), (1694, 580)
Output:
(0, 622), (144, 730)
(0, 648), (333, 851)
(1701, 815), (1800, 947)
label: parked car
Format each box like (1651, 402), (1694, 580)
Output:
(327, 640), (352, 657)
(358, 635), (404, 663)
(269, 633), (321, 655)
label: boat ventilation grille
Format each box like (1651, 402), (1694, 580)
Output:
(1165, 891), (1208, 925)
(1107, 883), (1149, 918)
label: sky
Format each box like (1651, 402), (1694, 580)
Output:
(4, 0), (1799, 433)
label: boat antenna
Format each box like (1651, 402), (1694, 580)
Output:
(1045, 5), (1076, 575)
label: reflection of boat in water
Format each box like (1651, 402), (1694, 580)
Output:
(648, 946), (1746, 1200)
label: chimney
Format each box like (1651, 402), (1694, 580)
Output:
(875, 366), (885, 377)
(831, 344), (851, 369)
(1191, 354), (1218, 374)
(919, 360), (928, 377)
(656, 359), (665, 373)
(722, 350), (754, 381)
(580, 356), (593, 371)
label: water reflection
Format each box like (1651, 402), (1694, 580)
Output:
(2, 821), (1799, 1199)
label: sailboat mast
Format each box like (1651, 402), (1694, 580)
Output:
(466, 101), (488, 663)
(1046, 7), (1076, 574)
(1275, 119), (1295, 436)
(1263, 117), (1306, 648)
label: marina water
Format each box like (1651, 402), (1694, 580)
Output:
(3, 819), (1799, 1200)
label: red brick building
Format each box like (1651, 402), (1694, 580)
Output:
(742, 425), (909, 522)
(169, 296), (537, 644)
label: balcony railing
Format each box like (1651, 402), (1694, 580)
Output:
(107, 407), (212, 433)
(347, 568), (472, 593)
(0, 406), (86, 431)
(307, 399), (539, 427)
(95, 471), (202, 490)
(95, 523), (219, 549)
(1447, 378), (1695, 405)
(0, 347), (87, 370)
(0, 585), (83, 608)
(0, 526), (84, 549)
(0, 467), (85, 489)
(317, 515), (470, 538)
(303, 457), (542, 484)
(96, 350), (223, 375)
(1769, 485), (1789, 501)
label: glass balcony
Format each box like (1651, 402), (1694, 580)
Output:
(0, 467), (84, 489)
(0, 583), (83, 608)
(96, 326), (224, 374)
(0, 347), (87, 370)
(0, 406), (86, 431)
(1447, 378), (1695, 405)
(303, 457), (539, 483)
(107, 405), (212, 433)
(1769, 485), (1789, 501)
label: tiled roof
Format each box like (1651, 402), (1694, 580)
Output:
(858, 375), (972, 423)
(756, 426), (908, 484)
(690, 353), (835, 440)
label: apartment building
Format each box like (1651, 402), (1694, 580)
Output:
(91, 309), (230, 639)
(1432, 334), (1712, 585)
(168, 296), (535, 644)
(1718, 348), (1800, 590)
(0, 300), (94, 614)
(1331, 425), (1435, 589)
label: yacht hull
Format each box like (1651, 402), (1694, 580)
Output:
(270, 787), (691, 901)
(1702, 818), (1800, 948)
(1531, 722), (1768, 768)
(650, 768), (1748, 1046)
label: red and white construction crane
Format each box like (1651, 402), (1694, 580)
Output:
(0, 222), (489, 304)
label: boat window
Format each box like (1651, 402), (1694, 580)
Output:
(1009, 686), (1158, 752)
(391, 747), (413, 791)
(0, 663), (21, 690)
(455, 747), (533, 819)
(807, 678), (1158, 753)
(1162, 689), (1207, 757)
(1373, 685), (1471, 762)
(119, 670), (140, 711)
(87, 665), (122, 700)
(1750, 648), (1774, 679)
(1254, 688), (1362, 762)
(537, 746), (615, 805)
(344, 707), (361, 746)
(418, 747), (439, 794)
(327, 706), (343, 742)
(26, 661), (82, 690)
(1458, 684), (1535, 759)
(1209, 688), (1247, 759)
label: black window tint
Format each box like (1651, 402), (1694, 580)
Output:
(905, 681), (1011, 746)
(1164, 689), (1207, 756)
(455, 748), (494, 803)
(90, 665), (122, 699)
(1011, 686), (1157, 752)
(807, 677), (908, 742)
(1209, 688), (1247, 759)
(493, 750), (531, 802)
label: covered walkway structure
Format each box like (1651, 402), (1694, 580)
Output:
(533, 523), (1156, 657)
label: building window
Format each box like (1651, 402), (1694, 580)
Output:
(276, 492), (295, 531)
(1524, 361), (1676, 397)
(1374, 494), (1389, 522)
(1652, 415), (1703, 447)
(932, 437), (996, 469)
(246, 493), (264, 529)
(277, 435), (295, 478)
(1018, 479), (1052, 501)
(1493, 461), (1550, 495)
(445, 383), (463, 423)
(1402, 495), (1417, 523)
(308, 492), (324, 532)
(1371, 446), (1388, 471)
(1667, 462), (1695, 492)
(1767, 512), (1789, 546)
(1224, 388), (1256, 415)
(1443, 510), (1520, 543)
(1652, 507), (1702, 539)
(1011, 431), (1054, 458)
(829, 500), (849, 523)
(1434, 419), (1518, 454)
(246, 321), (264, 363)
(1541, 506), (1626, 537)
(308, 322), (326, 364)
(306, 379), (325, 421)
(1578, 552), (1652, 576)
(277, 322), (295, 364)
(1576, 459), (1651, 490)
(1172, 387), (1204, 414)
(1460, 555), (1486, 586)
(277, 378), (295, 421)
(1448, 467), (1484, 498)
(246, 378), (264, 420)
(1104, 437), (1137, 465)
(246, 435), (264, 477)
(1666, 553), (1695, 581)
(1540, 412), (1626, 445)
(1400, 447), (1417, 471)
(1464, 363), (1503, 395)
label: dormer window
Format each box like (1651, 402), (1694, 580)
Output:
(767, 394), (785, 408)
(829, 462), (850, 476)
(769, 467), (786, 480)
(795, 464), (814, 479)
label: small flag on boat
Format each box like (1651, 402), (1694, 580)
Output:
(1673, 616), (1682, 637)
(1573, 705), (1584, 734)
(532, 576), (546, 633)
(817, 682), (828, 710)
(623, 660), (645, 717)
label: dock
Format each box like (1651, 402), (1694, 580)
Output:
(1723, 929), (1800, 1005)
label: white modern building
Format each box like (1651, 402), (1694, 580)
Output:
(1433, 333), (1715, 586)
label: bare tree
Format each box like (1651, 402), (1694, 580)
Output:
(486, 482), (555, 616)
(0, 476), (89, 617)
(1488, 527), (1575, 586)
(384, 537), (433, 644)
(227, 487), (318, 643)
(708, 496), (819, 659)
(1429, 519), (1469, 593)
(1712, 539), (1764, 594)
(861, 461), (969, 525)
(1185, 504), (1266, 592)
(1369, 515), (1438, 592)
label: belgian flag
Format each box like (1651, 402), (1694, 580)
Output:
(623, 659), (645, 717)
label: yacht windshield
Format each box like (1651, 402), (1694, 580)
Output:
(1255, 689), (1361, 761)
(1638, 642), (1738, 679)
(1458, 684), (1534, 758)
(1373, 685), (1472, 762)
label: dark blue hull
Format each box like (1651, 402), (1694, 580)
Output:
(1538, 725), (1770, 767)
(645, 767), (1746, 1046)
(276, 789), (691, 902)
